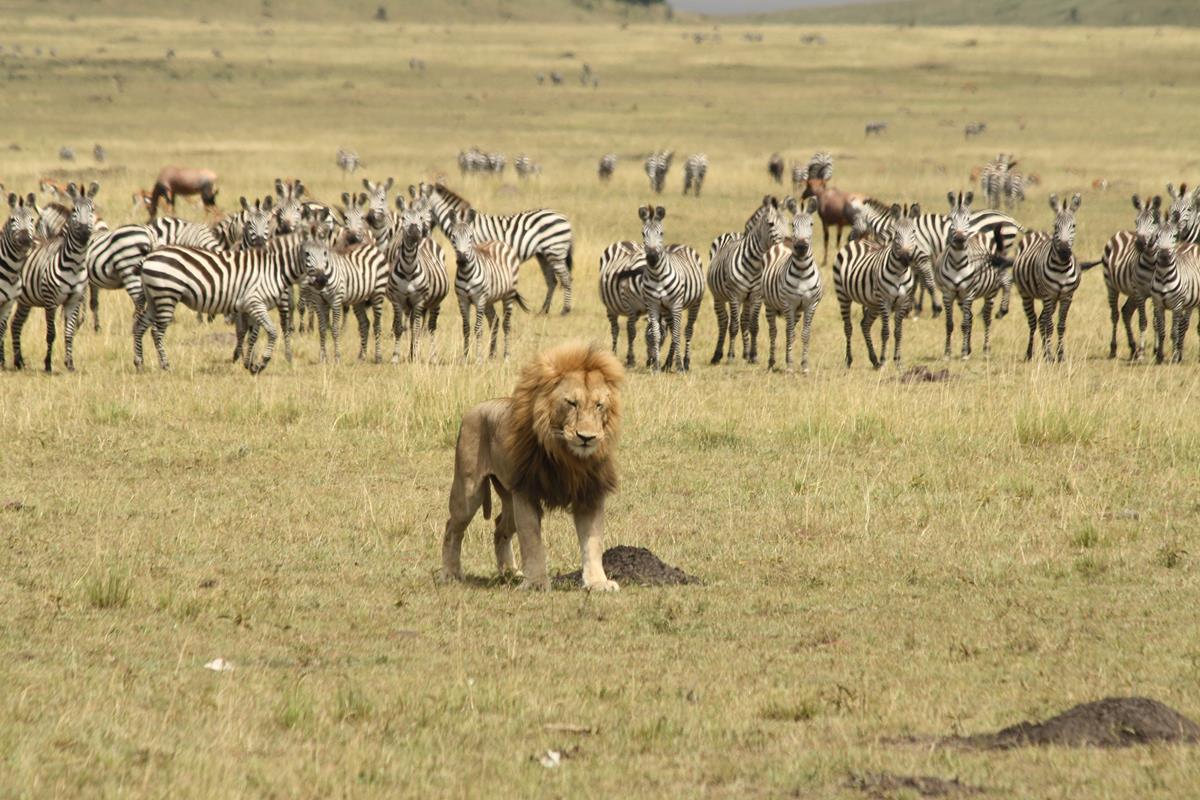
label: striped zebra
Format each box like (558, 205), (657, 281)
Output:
(425, 182), (574, 315)
(1013, 194), (1094, 362)
(707, 196), (786, 364)
(361, 177), (395, 244)
(135, 228), (322, 373)
(935, 192), (1015, 360)
(1101, 194), (1162, 360)
(683, 154), (708, 197)
(644, 150), (673, 194)
(0, 192), (39, 369)
(598, 153), (617, 182)
(303, 221), (390, 364)
(1151, 214), (1200, 364)
(1166, 183), (1200, 244)
(637, 204), (704, 372)
(336, 147), (362, 175)
(273, 178), (310, 235)
(597, 240), (648, 367)
(762, 196), (823, 374)
(833, 203), (920, 369)
(447, 209), (528, 361)
(9, 182), (100, 372)
(388, 196), (448, 363)
(35, 201), (70, 239)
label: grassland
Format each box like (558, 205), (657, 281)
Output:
(755, 0), (1200, 27)
(3, 6), (1200, 798)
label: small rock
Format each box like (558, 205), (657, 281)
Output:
(204, 658), (234, 672)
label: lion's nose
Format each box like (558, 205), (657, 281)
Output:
(577, 433), (596, 445)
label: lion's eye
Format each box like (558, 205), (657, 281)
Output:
(596, 402), (604, 411)
(566, 399), (577, 408)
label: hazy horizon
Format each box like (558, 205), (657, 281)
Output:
(670, 0), (864, 13)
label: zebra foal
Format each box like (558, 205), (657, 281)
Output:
(448, 209), (527, 361)
(762, 196), (823, 374)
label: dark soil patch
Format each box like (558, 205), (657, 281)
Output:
(900, 365), (951, 383)
(553, 545), (700, 589)
(847, 772), (985, 798)
(953, 697), (1200, 750)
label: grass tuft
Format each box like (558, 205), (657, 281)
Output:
(85, 569), (132, 610)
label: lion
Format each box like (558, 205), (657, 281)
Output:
(441, 341), (624, 591)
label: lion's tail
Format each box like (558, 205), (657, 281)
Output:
(481, 476), (494, 520)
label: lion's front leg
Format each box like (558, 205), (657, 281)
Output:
(513, 493), (549, 591)
(575, 502), (618, 592)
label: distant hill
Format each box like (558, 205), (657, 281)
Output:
(15, 0), (676, 23)
(744, 0), (1200, 26)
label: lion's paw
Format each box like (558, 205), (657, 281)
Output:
(584, 579), (620, 593)
(438, 568), (463, 584)
(518, 577), (550, 592)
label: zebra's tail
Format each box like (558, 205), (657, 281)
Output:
(482, 476), (495, 520)
(565, 244), (574, 274)
(513, 291), (532, 313)
(131, 240), (154, 275)
(1079, 259), (1103, 271)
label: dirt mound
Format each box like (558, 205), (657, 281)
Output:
(554, 545), (699, 589)
(957, 697), (1200, 749)
(900, 365), (951, 383)
(847, 772), (984, 798)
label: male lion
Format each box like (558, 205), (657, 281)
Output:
(441, 341), (624, 591)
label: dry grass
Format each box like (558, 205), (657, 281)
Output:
(3, 8), (1200, 799)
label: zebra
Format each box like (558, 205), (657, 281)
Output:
(1013, 193), (1094, 362)
(59, 146), (75, 161)
(1151, 214), (1200, 364)
(85, 223), (153, 332)
(1166, 183), (1200, 244)
(303, 220), (390, 364)
(1101, 194), (1162, 360)
(0, 192), (39, 369)
(9, 182), (100, 372)
(136, 228), (324, 373)
(768, 153), (785, 185)
(425, 182), (574, 315)
(514, 155), (540, 179)
(832, 203), (920, 369)
(336, 147), (362, 176)
(644, 150), (673, 194)
(964, 122), (987, 138)
(388, 196), (448, 363)
(762, 196), (823, 374)
(598, 153), (617, 182)
(93, 143), (106, 163)
(864, 121), (888, 136)
(361, 177), (396, 246)
(707, 196), (786, 364)
(791, 163), (808, 195)
(1003, 168), (1026, 211)
(637, 205), (704, 372)
(935, 192), (1015, 360)
(598, 240), (648, 368)
(447, 209), (528, 361)
(683, 153), (708, 197)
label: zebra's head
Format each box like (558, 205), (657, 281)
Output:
(273, 178), (305, 234)
(339, 192), (370, 245)
(945, 190), (975, 248)
(1132, 194), (1162, 254)
(449, 209), (479, 266)
(1155, 211), (1183, 272)
(396, 196), (430, 246)
(5, 192), (38, 251)
(407, 184), (435, 231)
(888, 203), (921, 267)
(362, 177), (394, 229)
(63, 182), (100, 240)
(299, 232), (332, 289)
(1048, 193), (1081, 259)
(787, 196), (819, 258)
(751, 196), (787, 248)
(238, 196), (275, 249)
(637, 204), (666, 265)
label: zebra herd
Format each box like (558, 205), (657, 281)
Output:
(0, 178), (573, 373)
(639, 151), (709, 197)
(597, 178), (1200, 373)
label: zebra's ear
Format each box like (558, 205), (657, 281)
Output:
(421, 183), (434, 199)
(463, 208), (477, 225)
(947, 191), (956, 208)
(26, 192), (36, 207)
(86, 182), (99, 199)
(1167, 183), (1179, 200)
(276, 178), (285, 195)
(964, 191), (973, 207)
(66, 182), (78, 199)
(408, 185), (418, 200)
(359, 192), (369, 206)
(341, 192), (351, 207)
(1048, 194), (1060, 212)
(384, 177), (394, 191)
(1069, 193), (1082, 211)
(396, 196), (406, 211)
(655, 205), (666, 221)
(294, 181), (304, 198)
(889, 203), (902, 220)
(362, 178), (372, 191)
(804, 196), (819, 215)
(7, 192), (15, 208)
(785, 197), (797, 214)
(1152, 195), (1162, 210)
(1132, 194), (1142, 211)
(262, 196), (273, 211)
(240, 196), (250, 212)
(909, 203), (921, 218)
(638, 205), (650, 222)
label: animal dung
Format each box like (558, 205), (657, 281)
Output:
(554, 545), (699, 589)
(951, 697), (1200, 749)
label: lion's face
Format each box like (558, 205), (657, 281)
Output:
(545, 371), (615, 459)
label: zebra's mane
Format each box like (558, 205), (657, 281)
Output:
(433, 183), (472, 210)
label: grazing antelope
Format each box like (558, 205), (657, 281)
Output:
(797, 153), (869, 266)
(148, 166), (219, 219)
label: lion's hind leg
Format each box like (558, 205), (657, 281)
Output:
(492, 483), (520, 580)
(441, 472), (488, 583)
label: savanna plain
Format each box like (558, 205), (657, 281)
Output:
(3, 3), (1200, 797)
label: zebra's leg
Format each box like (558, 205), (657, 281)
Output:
(800, 304), (815, 375)
(913, 283), (924, 318)
(390, 300), (405, 364)
(63, 298), (83, 372)
(894, 307), (908, 365)
(1120, 296), (1141, 361)
(409, 304), (423, 363)
(278, 291), (293, 364)
(860, 308), (880, 369)
(981, 296), (995, 356)
(624, 314), (638, 368)
(1053, 297), (1071, 362)
(0, 298), (14, 369)
(669, 305), (683, 372)
(840, 299), (853, 368)
(501, 298), (514, 361)
(426, 306), (441, 362)
(1107, 286), (1121, 359)
(11, 302), (32, 370)
(1135, 298), (1148, 360)
(460, 298), (473, 361)
(89, 283), (101, 333)
(1172, 308), (1190, 364)
(371, 297), (384, 364)
(247, 302), (279, 374)
(233, 314), (250, 363)
(353, 303), (369, 362)
(547, 255), (572, 315)
(485, 304), (500, 359)
(131, 303), (151, 369)
(608, 311), (620, 358)
(683, 304), (698, 372)
(748, 301), (762, 364)
(996, 281), (1010, 319)
(1153, 298), (1167, 364)
(646, 309), (661, 372)
(1037, 299), (1056, 361)
(242, 317), (262, 371)
(727, 300), (742, 362)
(316, 303), (330, 363)
(766, 310), (778, 371)
(942, 294), (955, 359)
(148, 296), (176, 371)
(876, 309), (890, 370)
(710, 299), (728, 365)
(40, 306), (58, 373)
(960, 297), (973, 361)
(1021, 296), (1037, 361)
(472, 302), (486, 363)
(536, 257), (557, 315)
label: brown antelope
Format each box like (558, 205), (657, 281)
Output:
(797, 153), (868, 265)
(132, 189), (155, 215)
(148, 166), (219, 218)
